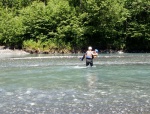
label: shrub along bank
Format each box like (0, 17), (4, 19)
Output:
(0, 0), (149, 53)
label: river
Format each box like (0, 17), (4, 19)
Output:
(0, 53), (150, 114)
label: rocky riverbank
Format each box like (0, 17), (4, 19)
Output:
(0, 46), (122, 55)
(0, 46), (29, 57)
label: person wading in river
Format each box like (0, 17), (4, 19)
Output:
(80, 46), (98, 67)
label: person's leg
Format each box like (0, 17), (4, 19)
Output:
(90, 59), (93, 66)
(86, 59), (90, 66)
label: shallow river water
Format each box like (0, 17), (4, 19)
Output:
(0, 53), (150, 114)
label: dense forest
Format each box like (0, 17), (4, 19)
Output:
(0, 0), (149, 53)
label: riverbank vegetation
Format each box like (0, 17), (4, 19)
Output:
(0, 0), (149, 53)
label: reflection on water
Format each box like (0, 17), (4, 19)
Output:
(0, 53), (150, 113)
(86, 71), (98, 89)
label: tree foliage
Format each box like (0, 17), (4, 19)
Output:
(0, 0), (149, 52)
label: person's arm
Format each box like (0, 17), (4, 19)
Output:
(93, 52), (98, 56)
(80, 53), (85, 61)
(92, 51), (98, 58)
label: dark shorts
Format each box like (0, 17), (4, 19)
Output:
(86, 58), (93, 66)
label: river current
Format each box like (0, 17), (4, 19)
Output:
(0, 53), (150, 114)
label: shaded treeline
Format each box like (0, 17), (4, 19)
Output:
(0, 0), (149, 53)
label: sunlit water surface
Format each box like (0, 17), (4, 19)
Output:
(0, 53), (150, 114)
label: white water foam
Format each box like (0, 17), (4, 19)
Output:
(10, 56), (78, 60)
(74, 65), (96, 69)
(74, 66), (87, 69)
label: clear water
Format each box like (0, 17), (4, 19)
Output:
(0, 53), (150, 114)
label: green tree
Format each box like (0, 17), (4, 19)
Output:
(0, 7), (24, 48)
(78, 0), (129, 49)
(125, 0), (150, 51)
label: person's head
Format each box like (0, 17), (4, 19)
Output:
(88, 46), (92, 50)
(95, 49), (98, 53)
